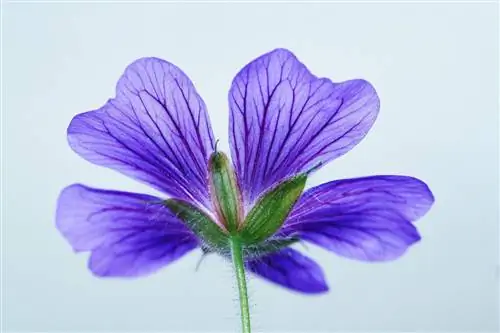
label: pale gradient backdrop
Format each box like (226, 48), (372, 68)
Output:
(3, 2), (499, 332)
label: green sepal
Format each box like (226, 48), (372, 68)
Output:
(244, 236), (300, 259)
(239, 174), (307, 244)
(208, 151), (243, 233)
(164, 199), (229, 253)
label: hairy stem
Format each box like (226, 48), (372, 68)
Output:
(230, 237), (251, 333)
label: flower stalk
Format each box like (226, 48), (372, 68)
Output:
(229, 237), (251, 333)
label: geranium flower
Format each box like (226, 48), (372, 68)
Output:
(56, 49), (434, 331)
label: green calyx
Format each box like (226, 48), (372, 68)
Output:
(208, 151), (243, 233)
(165, 151), (307, 257)
(239, 174), (307, 244)
(243, 236), (300, 259)
(163, 199), (229, 253)
(199, 235), (300, 259)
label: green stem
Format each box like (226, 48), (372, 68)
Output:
(229, 237), (251, 333)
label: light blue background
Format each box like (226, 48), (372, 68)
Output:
(3, 2), (499, 332)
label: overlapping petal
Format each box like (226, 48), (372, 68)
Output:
(229, 48), (379, 205)
(281, 176), (434, 261)
(68, 58), (215, 207)
(56, 184), (198, 277)
(246, 248), (328, 294)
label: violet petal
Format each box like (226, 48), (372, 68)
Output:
(68, 58), (215, 208)
(281, 175), (434, 261)
(56, 184), (198, 277)
(229, 48), (379, 205)
(246, 248), (328, 294)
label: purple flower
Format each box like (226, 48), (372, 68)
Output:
(56, 49), (434, 294)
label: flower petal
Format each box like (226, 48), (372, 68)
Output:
(56, 184), (198, 277)
(229, 48), (379, 205)
(281, 176), (434, 261)
(68, 58), (215, 207)
(246, 248), (328, 294)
